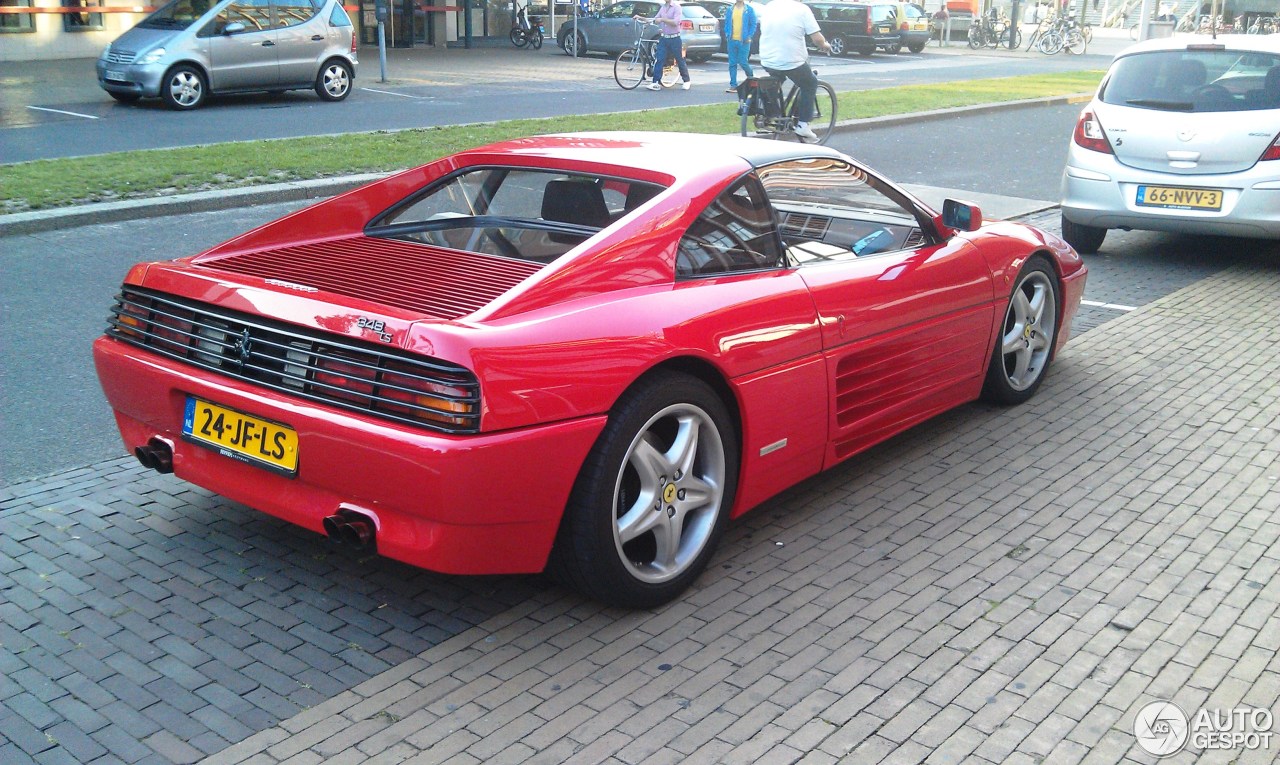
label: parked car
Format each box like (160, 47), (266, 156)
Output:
(557, 1), (721, 61)
(96, 0), (358, 111)
(94, 131), (1086, 608)
(1060, 36), (1280, 252)
(690, 0), (765, 54)
(891, 1), (931, 53)
(805, 1), (898, 56)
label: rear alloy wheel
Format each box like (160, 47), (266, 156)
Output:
(1061, 214), (1106, 254)
(549, 372), (738, 608)
(161, 64), (206, 110)
(315, 59), (353, 101)
(982, 256), (1060, 405)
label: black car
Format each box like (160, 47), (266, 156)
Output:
(804, 1), (899, 56)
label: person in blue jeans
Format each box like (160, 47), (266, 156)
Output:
(635, 0), (691, 91)
(725, 0), (758, 92)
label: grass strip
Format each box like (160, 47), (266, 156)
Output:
(1, 70), (1101, 212)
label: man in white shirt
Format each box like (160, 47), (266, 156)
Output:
(758, 0), (831, 141)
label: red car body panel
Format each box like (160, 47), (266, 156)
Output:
(92, 132), (1086, 578)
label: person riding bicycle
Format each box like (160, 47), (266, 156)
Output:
(634, 0), (692, 91)
(758, 0), (831, 142)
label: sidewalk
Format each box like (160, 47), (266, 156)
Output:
(3, 250), (1276, 765)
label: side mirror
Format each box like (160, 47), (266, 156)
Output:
(223, 21), (245, 34)
(942, 199), (982, 231)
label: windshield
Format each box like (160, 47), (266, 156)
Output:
(1101, 48), (1280, 113)
(138, 0), (215, 29)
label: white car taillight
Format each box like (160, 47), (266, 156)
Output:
(1072, 109), (1113, 154)
(1261, 132), (1280, 162)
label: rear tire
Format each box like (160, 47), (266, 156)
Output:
(315, 59), (353, 102)
(783, 80), (837, 145)
(510, 27), (529, 47)
(907, 41), (925, 52)
(1061, 214), (1106, 254)
(548, 372), (738, 609)
(531, 28), (544, 49)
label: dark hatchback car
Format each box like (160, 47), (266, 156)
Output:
(805, 1), (899, 56)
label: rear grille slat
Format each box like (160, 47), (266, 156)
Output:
(107, 287), (481, 434)
(196, 237), (544, 320)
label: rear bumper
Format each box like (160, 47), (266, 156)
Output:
(94, 336), (606, 575)
(1061, 161), (1280, 240)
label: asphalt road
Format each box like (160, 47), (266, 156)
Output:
(4, 98), (1278, 486)
(0, 41), (1122, 162)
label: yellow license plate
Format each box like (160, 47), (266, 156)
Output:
(183, 397), (299, 476)
(1136, 185), (1223, 211)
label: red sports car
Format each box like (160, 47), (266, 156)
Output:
(94, 132), (1086, 607)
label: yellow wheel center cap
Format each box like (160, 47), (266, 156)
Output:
(663, 483), (678, 504)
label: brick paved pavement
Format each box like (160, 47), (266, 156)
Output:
(3, 257), (1278, 764)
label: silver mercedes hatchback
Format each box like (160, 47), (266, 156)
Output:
(97, 0), (358, 110)
(1060, 36), (1280, 253)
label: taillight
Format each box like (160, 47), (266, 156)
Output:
(1261, 133), (1280, 161)
(866, 16), (873, 34)
(349, 33), (357, 55)
(900, 21), (908, 30)
(681, 19), (692, 30)
(1073, 109), (1113, 154)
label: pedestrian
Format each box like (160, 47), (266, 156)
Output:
(757, 0), (831, 141)
(724, 0), (758, 93)
(635, 0), (691, 91)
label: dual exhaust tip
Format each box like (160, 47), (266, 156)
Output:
(135, 437), (174, 474)
(323, 509), (376, 550)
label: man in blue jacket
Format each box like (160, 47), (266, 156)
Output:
(725, 0), (758, 92)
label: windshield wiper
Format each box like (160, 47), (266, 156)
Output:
(1124, 98), (1194, 111)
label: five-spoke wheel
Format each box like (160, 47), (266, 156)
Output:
(982, 256), (1060, 405)
(550, 373), (738, 608)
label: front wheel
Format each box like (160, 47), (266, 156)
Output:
(828, 35), (847, 55)
(783, 80), (837, 145)
(548, 373), (738, 609)
(1064, 29), (1086, 54)
(531, 28), (544, 49)
(315, 59), (353, 101)
(981, 256), (1060, 405)
(968, 25), (983, 48)
(161, 64), (206, 110)
(614, 48), (646, 89)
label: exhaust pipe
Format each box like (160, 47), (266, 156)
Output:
(322, 508), (377, 551)
(134, 437), (174, 474)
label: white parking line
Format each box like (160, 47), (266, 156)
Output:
(361, 87), (427, 99)
(27, 105), (100, 120)
(1081, 299), (1138, 312)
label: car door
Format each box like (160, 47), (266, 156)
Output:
(757, 157), (996, 466)
(273, 0), (327, 86)
(203, 0), (278, 91)
(593, 1), (637, 50)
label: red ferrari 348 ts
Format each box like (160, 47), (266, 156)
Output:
(94, 132), (1086, 607)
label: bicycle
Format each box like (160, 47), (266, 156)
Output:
(614, 21), (683, 90)
(968, 12), (1020, 49)
(737, 69), (837, 144)
(509, 1), (544, 49)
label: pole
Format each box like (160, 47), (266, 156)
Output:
(1009, 0), (1020, 48)
(375, 0), (388, 82)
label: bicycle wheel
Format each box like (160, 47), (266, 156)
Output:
(1081, 23), (1092, 43)
(1038, 29), (1063, 54)
(968, 24), (983, 48)
(614, 48), (646, 89)
(660, 63), (681, 88)
(1064, 29), (1086, 54)
(782, 81), (837, 145)
(510, 28), (529, 48)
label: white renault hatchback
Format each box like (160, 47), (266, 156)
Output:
(1060, 36), (1280, 253)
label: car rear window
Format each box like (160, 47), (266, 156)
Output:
(1101, 49), (1280, 113)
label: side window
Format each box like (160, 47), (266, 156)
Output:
(329, 2), (351, 26)
(602, 2), (634, 18)
(757, 158), (927, 264)
(275, 0), (321, 28)
(677, 177), (783, 278)
(209, 0), (272, 34)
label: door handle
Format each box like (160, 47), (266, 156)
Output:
(262, 40), (275, 46)
(312, 34), (325, 40)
